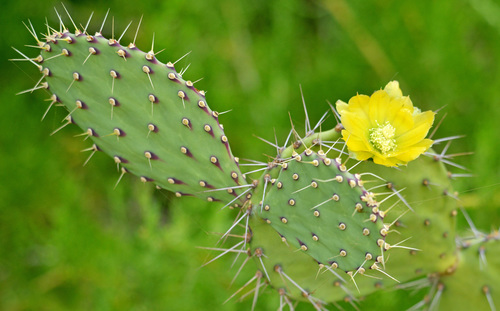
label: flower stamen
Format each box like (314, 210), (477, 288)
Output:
(369, 121), (397, 154)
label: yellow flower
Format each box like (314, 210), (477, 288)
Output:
(336, 81), (435, 167)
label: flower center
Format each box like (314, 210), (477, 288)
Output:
(369, 121), (397, 154)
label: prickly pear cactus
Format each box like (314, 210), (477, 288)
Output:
(14, 6), (500, 311)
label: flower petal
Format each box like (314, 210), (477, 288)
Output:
(336, 100), (349, 114)
(342, 130), (372, 152)
(396, 110), (435, 148)
(346, 135), (370, 152)
(340, 112), (370, 140)
(346, 94), (370, 118)
(384, 81), (403, 99)
(368, 90), (392, 125)
(373, 154), (400, 167)
(390, 103), (415, 135)
(350, 150), (373, 161)
(394, 139), (433, 162)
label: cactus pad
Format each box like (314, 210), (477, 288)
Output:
(255, 150), (387, 273)
(242, 149), (399, 305)
(31, 24), (244, 204)
(434, 232), (500, 311)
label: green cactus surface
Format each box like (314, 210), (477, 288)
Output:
(433, 231), (500, 311)
(254, 151), (387, 273)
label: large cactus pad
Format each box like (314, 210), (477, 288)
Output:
(32, 26), (244, 204)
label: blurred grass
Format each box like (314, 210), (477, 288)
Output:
(1, 0), (500, 310)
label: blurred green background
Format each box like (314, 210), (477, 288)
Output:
(1, 0), (500, 310)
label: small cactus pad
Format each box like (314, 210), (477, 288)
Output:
(253, 150), (387, 275)
(31, 26), (244, 203)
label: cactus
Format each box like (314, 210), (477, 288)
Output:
(13, 6), (500, 311)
